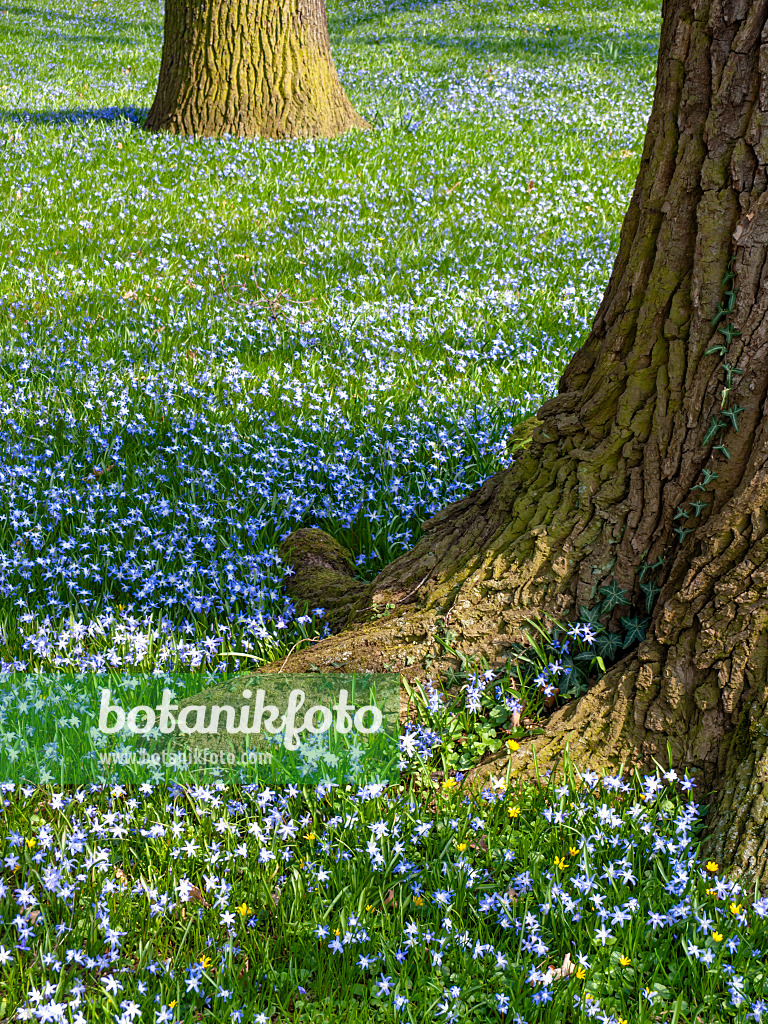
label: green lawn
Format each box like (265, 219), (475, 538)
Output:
(5, 2), (766, 1023)
(0, 0), (656, 676)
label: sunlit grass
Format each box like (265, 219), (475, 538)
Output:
(5, 1), (748, 1021)
(0, 0), (656, 675)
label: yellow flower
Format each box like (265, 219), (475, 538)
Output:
(619, 955), (631, 966)
(706, 861), (719, 872)
(413, 895), (424, 905)
(706, 887), (716, 895)
(554, 856), (567, 870)
(575, 966), (586, 980)
(507, 805), (521, 818)
(304, 832), (315, 841)
(199, 956), (212, 969)
(455, 842), (467, 852)
(569, 846), (579, 856)
(334, 929), (341, 936)
(236, 903), (251, 917)
(730, 902), (743, 916)
(618, 1018), (628, 1024)
(507, 739), (520, 750)
(442, 778), (457, 789)
(169, 1002), (176, 1010)
(712, 931), (723, 942)
(365, 904), (374, 912)
(26, 838), (35, 849)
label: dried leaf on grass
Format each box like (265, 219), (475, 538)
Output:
(188, 884), (209, 908)
(543, 952), (575, 983)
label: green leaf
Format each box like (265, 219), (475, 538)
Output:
(688, 499), (708, 516)
(573, 650), (597, 664)
(702, 416), (725, 446)
(620, 615), (650, 647)
(579, 603), (605, 625)
(717, 321), (740, 343)
(488, 705), (510, 725)
(595, 631), (623, 659)
(722, 405), (745, 431)
(599, 581), (629, 611)
(640, 579), (661, 611)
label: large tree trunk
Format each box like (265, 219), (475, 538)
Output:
(146, 0), (369, 138)
(265, 0), (768, 890)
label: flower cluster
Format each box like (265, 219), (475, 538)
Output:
(3, 767), (768, 1023)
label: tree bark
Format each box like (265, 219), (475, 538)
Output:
(146, 0), (369, 138)
(262, 0), (768, 890)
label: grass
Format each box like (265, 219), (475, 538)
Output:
(4, 0), (764, 1021)
(3, 747), (768, 1024)
(0, 0), (657, 675)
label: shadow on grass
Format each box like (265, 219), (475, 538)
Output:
(352, 24), (659, 62)
(0, 105), (147, 125)
(0, 3), (158, 33)
(328, 0), (447, 32)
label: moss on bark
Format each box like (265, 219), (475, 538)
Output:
(146, 0), (369, 138)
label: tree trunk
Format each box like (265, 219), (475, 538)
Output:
(145, 0), (369, 138)
(265, 0), (768, 890)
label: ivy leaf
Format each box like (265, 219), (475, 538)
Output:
(595, 632), (623, 659)
(620, 615), (650, 647)
(640, 580), (662, 612)
(702, 416), (726, 446)
(722, 405), (745, 431)
(600, 581), (630, 612)
(717, 322), (741, 344)
(573, 650), (598, 664)
(579, 603), (605, 625)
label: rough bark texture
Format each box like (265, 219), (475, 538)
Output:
(257, 0), (768, 891)
(146, 0), (369, 138)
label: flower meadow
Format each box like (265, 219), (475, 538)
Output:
(0, 0), (658, 676)
(7, 0), (768, 1021)
(4, 752), (768, 1024)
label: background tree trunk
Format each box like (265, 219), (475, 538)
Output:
(265, 0), (768, 891)
(146, 0), (369, 138)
